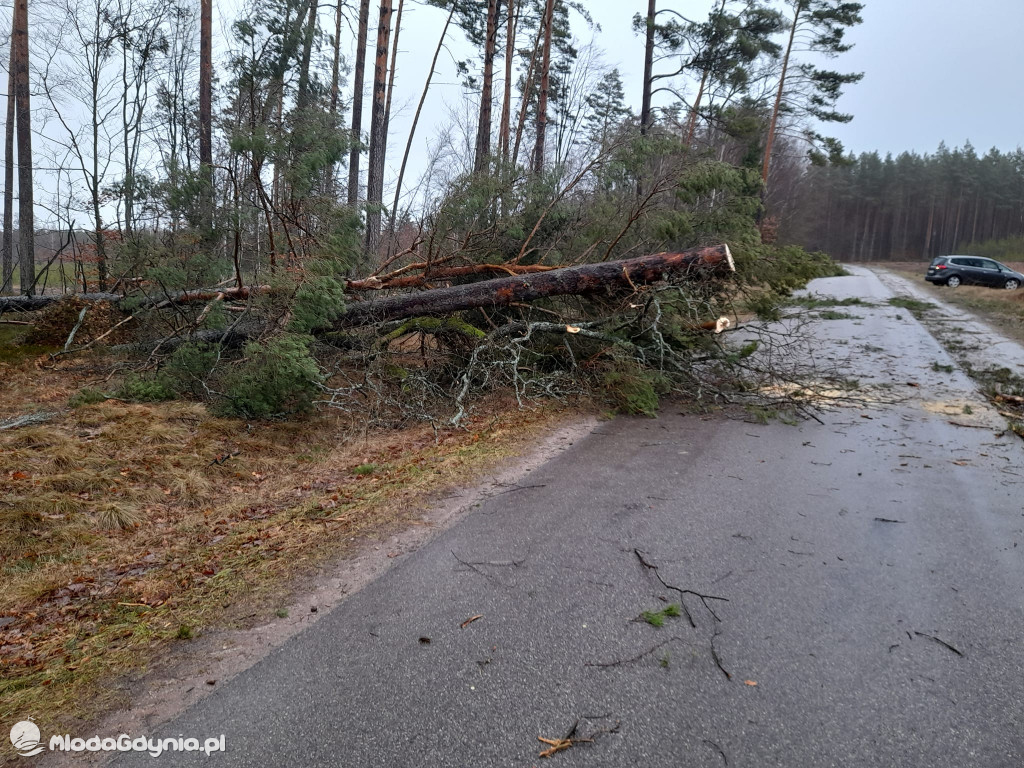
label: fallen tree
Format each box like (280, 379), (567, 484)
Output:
(335, 245), (733, 328)
(5, 245), (733, 347)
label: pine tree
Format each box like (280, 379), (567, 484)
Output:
(761, 0), (864, 189)
(583, 69), (630, 148)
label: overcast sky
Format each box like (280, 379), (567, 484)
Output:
(12, 0), (1024, 226)
(385, 0), (1024, 196)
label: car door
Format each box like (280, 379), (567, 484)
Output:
(976, 259), (1002, 286)
(949, 258), (977, 284)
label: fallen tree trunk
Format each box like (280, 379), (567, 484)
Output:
(0, 246), (732, 318)
(0, 292), (121, 312)
(346, 263), (556, 291)
(0, 286), (264, 314)
(335, 244), (733, 328)
(56, 245), (734, 353)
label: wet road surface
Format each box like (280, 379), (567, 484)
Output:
(113, 267), (1024, 767)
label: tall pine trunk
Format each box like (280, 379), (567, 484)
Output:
(13, 0), (33, 295)
(498, 0), (516, 163)
(347, 0), (372, 205)
(2, 36), (14, 295)
(363, 0), (393, 257)
(531, 0), (554, 174)
(473, 0), (498, 173)
(762, 1), (803, 187)
(199, 0), (213, 232)
(639, 0), (655, 136)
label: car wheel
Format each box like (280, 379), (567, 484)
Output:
(946, 275), (961, 288)
(1005, 279), (1020, 290)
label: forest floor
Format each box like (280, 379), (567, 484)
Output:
(875, 261), (1024, 345)
(0, 331), (587, 746)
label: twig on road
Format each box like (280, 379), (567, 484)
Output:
(913, 631), (964, 657)
(633, 549), (728, 626)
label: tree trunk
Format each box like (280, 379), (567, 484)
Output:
(13, 0), (33, 296)
(474, 0), (498, 173)
(639, 0), (655, 136)
(347, 0), (372, 206)
(382, 0), (403, 146)
(363, 0), (393, 258)
(531, 0), (554, 174)
(761, 0), (803, 188)
(512, 17), (544, 166)
(2, 34), (14, 295)
(337, 245), (734, 328)
(199, 0), (213, 231)
(330, 0), (343, 114)
(498, 0), (516, 163)
(296, 0), (318, 108)
(685, 68), (708, 146)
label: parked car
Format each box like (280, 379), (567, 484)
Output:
(925, 255), (1023, 289)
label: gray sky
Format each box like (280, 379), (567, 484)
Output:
(824, 0), (1024, 157)
(387, 0), (1024, 199)
(14, 0), (1024, 228)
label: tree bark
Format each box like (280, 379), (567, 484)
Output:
(199, 0), (213, 231)
(347, 0), (372, 206)
(474, 0), (498, 173)
(363, 0), (393, 258)
(337, 244), (734, 328)
(511, 16), (544, 166)
(3, 247), (734, 336)
(532, 0), (554, 174)
(296, 0), (318, 108)
(382, 0), (403, 152)
(639, 0), (655, 136)
(761, 0), (802, 188)
(12, 0), (33, 296)
(2, 33), (14, 295)
(330, 0), (343, 114)
(498, 0), (516, 163)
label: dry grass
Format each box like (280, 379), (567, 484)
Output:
(874, 261), (1024, 344)
(0, 336), (577, 751)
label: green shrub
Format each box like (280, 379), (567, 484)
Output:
(68, 388), (108, 408)
(217, 334), (323, 418)
(602, 365), (671, 416)
(117, 374), (177, 402)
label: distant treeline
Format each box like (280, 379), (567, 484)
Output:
(782, 143), (1024, 263)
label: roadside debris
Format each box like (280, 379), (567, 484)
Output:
(913, 631), (964, 657)
(537, 718), (620, 759)
(460, 615), (484, 629)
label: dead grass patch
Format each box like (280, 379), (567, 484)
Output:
(0, 340), (579, 754)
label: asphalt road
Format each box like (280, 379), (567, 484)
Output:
(113, 268), (1024, 767)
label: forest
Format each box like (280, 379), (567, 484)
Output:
(782, 142), (1024, 263)
(0, 0), (867, 420)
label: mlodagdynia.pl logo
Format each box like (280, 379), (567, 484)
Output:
(9, 720), (44, 757)
(9, 717), (226, 758)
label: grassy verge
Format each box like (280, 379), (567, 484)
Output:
(0, 339), (578, 750)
